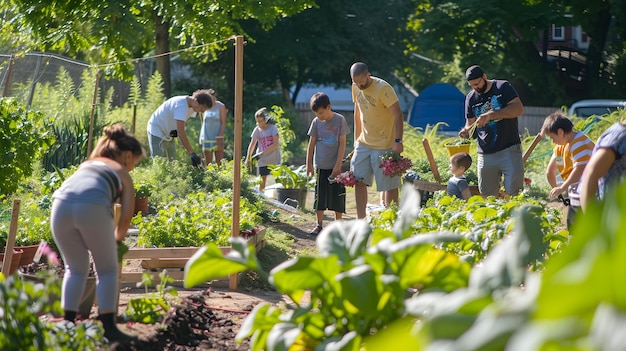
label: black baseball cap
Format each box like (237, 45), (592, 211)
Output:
(465, 65), (484, 81)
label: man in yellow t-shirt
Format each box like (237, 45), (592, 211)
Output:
(349, 62), (405, 219)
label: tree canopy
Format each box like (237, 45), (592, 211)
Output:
(2, 0), (315, 95)
(2, 0), (626, 106)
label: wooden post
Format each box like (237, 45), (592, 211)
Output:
(230, 35), (244, 291)
(1, 199), (20, 276)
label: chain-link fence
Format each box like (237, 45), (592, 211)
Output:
(0, 52), (159, 108)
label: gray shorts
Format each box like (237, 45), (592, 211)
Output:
(478, 144), (524, 197)
(351, 143), (401, 192)
(149, 133), (177, 160)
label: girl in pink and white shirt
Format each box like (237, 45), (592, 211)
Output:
(245, 107), (281, 192)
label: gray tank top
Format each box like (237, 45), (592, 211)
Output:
(53, 161), (122, 206)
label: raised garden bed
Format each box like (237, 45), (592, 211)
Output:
(120, 228), (266, 285)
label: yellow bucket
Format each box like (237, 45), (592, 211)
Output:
(445, 143), (471, 157)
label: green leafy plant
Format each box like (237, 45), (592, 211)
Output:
(0, 98), (55, 195)
(185, 187), (472, 350)
(134, 191), (261, 247)
(444, 137), (471, 146)
(0, 273), (105, 350)
(125, 270), (178, 324)
(134, 182), (154, 198)
(11, 210), (56, 251)
(183, 183), (568, 350)
(266, 105), (296, 160)
(0, 231), (6, 251)
(269, 164), (311, 189)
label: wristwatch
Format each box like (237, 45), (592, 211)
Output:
(395, 138), (402, 143)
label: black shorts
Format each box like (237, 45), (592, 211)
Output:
(313, 169), (346, 213)
(259, 166), (270, 176)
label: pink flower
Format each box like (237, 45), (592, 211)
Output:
(34, 240), (60, 266)
(335, 171), (358, 187)
(379, 153), (412, 177)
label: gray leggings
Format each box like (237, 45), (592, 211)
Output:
(51, 200), (118, 312)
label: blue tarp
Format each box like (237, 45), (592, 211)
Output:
(407, 83), (466, 134)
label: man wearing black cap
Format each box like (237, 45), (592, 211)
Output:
(459, 65), (525, 197)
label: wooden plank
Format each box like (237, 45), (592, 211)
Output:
(123, 247), (215, 260)
(120, 271), (232, 288)
(141, 259), (188, 269)
(119, 228), (266, 285)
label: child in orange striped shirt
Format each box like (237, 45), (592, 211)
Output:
(541, 111), (595, 227)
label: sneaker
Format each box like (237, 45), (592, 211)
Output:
(309, 225), (323, 235)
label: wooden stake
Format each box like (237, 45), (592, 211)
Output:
(422, 138), (443, 183)
(523, 133), (543, 164)
(1, 199), (20, 276)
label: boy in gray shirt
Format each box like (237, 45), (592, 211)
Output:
(306, 92), (350, 235)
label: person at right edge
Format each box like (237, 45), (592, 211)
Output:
(349, 62), (404, 219)
(459, 65), (525, 198)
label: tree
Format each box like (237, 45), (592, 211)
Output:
(568, 0), (626, 97)
(3, 0), (315, 96)
(404, 0), (626, 105)
(237, 0), (416, 106)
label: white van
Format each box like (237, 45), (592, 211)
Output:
(568, 99), (626, 117)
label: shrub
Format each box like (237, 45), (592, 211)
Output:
(0, 98), (55, 195)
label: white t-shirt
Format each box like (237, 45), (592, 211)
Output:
(147, 96), (196, 139)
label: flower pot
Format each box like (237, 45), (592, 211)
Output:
(276, 188), (307, 209)
(19, 271), (96, 318)
(16, 244), (40, 267)
(134, 196), (149, 216)
(0, 249), (23, 275)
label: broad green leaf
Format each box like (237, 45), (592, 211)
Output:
(469, 205), (548, 291)
(270, 256), (340, 302)
(237, 303), (282, 350)
(316, 220), (371, 262)
(449, 312), (528, 351)
(472, 207), (498, 222)
(184, 238), (258, 288)
(363, 317), (422, 351)
(317, 331), (361, 351)
(266, 322), (301, 351)
(336, 265), (380, 318)
(536, 181), (626, 319)
(394, 184), (423, 236)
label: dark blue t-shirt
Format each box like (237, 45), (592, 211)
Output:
(465, 80), (521, 154)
